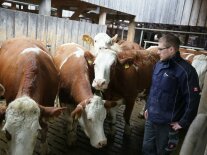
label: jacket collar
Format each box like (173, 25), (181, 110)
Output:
(154, 51), (181, 74)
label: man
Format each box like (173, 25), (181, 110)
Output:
(142, 34), (200, 155)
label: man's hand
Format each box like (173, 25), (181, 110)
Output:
(144, 110), (148, 119)
(170, 122), (182, 131)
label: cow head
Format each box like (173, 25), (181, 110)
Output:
(192, 54), (207, 90)
(71, 94), (107, 148)
(82, 33), (118, 56)
(1, 96), (65, 155)
(92, 49), (135, 90)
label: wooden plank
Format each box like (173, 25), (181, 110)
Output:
(45, 16), (57, 55)
(70, 20), (79, 43)
(55, 17), (65, 48)
(5, 9), (15, 39)
(174, 0), (186, 25)
(36, 14), (46, 44)
(14, 11), (28, 37)
(63, 19), (72, 44)
(160, 0), (170, 24)
(0, 8), (6, 44)
(168, 0), (179, 24)
(77, 21), (86, 46)
(197, 0), (207, 27)
(27, 12), (37, 39)
(90, 23), (98, 39)
(181, 0), (194, 25)
(189, 0), (202, 26)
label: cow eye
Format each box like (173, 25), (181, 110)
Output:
(88, 118), (92, 122)
(94, 40), (96, 43)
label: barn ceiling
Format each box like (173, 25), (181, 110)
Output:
(1, 0), (134, 23)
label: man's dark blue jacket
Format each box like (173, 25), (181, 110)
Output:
(147, 51), (200, 128)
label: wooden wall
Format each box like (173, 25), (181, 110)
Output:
(0, 8), (106, 55)
(81, 0), (207, 27)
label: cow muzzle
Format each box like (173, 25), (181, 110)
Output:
(96, 139), (107, 148)
(92, 79), (108, 90)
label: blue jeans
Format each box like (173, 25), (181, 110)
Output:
(142, 120), (171, 155)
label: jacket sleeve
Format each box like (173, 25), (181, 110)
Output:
(179, 67), (201, 128)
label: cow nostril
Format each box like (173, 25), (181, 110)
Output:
(100, 81), (105, 86)
(98, 140), (107, 148)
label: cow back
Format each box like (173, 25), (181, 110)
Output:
(0, 37), (59, 106)
(54, 43), (94, 104)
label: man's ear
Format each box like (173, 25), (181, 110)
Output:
(82, 34), (94, 46)
(84, 51), (95, 65)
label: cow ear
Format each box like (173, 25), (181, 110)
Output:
(71, 99), (90, 120)
(82, 34), (94, 46)
(104, 100), (118, 110)
(39, 105), (67, 118)
(71, 104), (84, 120)
(0, 84), (5, 96)
(118, 57), (134, 69)
(84, 51), (95, 65)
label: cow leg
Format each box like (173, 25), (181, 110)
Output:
(63, 103), (78, 146)
(123, 97), (135, 135)
(39, 119), (49, 155)
(108, 98), (124, 136)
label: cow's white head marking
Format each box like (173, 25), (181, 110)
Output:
(78, 95), (107, 148)
(2, 96), (41, 155)
(192, 54), (207, 89)
(92, 49), (117, 90)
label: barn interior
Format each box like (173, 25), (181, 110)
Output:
(0, 0), (207, 155)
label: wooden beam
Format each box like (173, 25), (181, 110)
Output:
(127, 18), (136, 42)
(70, 3), (87, 20)
(39, 0), (51, 16)
(99, 8), (107, 25)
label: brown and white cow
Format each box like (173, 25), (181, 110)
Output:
(93, 48), (159, 134)
(0, 38), (65, 155)
(54, 43), (111, 148)
(82, 33), (160, 134)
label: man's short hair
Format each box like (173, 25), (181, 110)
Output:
(159, 34), (181, 51)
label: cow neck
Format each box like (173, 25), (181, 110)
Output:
(16, 54), (38, 98)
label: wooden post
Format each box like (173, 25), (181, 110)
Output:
(57, 8), (62, 17)
(127, 17), (136, 42)
(11, 2), (16, 10)
(99, 8), (107, 25)
(39, 0), (51, 16)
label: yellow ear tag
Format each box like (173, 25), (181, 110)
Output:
(124, 64), (129, 69)
(88, 60), (93, 65)
(82, 35), (93, 45)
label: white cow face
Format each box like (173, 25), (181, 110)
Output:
(93, 33), (118, 56)
(192, 54), (207, 90)
(78, 95), (107, 148)
(2, 96), (41, 155)
(92, 49), (117, 90)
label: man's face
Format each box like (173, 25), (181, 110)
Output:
(157, 42), (175, 61)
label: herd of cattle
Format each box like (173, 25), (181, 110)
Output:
(0, 33), (206, 155)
